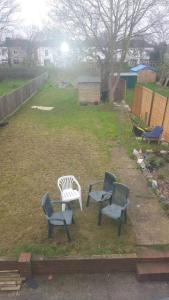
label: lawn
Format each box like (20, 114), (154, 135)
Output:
(125, 88), (134, 107)
(0, 79), (29, 96)
(0, 82), (136, 257)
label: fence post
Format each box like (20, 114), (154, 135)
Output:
(148, 91), (155, 126)
(162, 98), (168, 128)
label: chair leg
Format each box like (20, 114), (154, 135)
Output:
(86, 194), (90, 207)
(98, 210), (102, 226)
(63, 221), (71, 242)
(79, 197), (83, 210)
(124, 210), (127, 224)
(48, 222), (53, 239)
(86, 185), (92, 207)
(118, 218), (122, 236)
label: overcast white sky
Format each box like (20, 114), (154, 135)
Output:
(18, 0), (50, 26)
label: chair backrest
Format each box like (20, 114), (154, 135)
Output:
(112, 183), (129, 207)
(152, 126), (163, 137)
(103, 172), (116, 192)
(58, 175), (76, 192)
(41, 193), (53, 217)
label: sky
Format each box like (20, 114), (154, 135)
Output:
(18, 0), (50, 26)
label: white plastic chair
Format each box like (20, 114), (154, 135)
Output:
(57, 175), (82, 211)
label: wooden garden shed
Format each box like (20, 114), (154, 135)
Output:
(130, 64), (157, 84)
(78, 76), (101, 104)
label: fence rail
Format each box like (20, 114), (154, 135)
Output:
(131, 85), (169, 141)
(0, 72), (48, 121)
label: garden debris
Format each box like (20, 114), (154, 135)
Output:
(58, 81), (72, 88)
(152, 180), (158, 190)
(146, 149), (153, 153)
(25, 277), (38, 289)
(48, 275), (53, 281)
(31, 106), (54, 111)
(160, 150), (168, 154)
(160, 195), (167, 204)
(0, 121), (8, 127)
(0, 270), (25, 291)
(133, 148), (169, 211)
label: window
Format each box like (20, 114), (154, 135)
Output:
(45, 49), (48, 56)
(2, 48), (7, 56)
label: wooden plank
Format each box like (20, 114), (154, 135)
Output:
(0, 280), (22, 285)
(0, 270), (19, 273)
(0, 285), (21, 291)
(0, 273), (20, 277)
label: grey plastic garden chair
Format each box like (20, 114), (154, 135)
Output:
(86, 172), (116, 207)
(41, 193), (74, 242)
(98, 183), (129, 236)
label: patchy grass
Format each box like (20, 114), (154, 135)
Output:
(0, 82), (136, 256)
(125, 88), (134, 107)
(0, 79), (29, 96)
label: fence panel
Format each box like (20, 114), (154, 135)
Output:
(131, 85), (142, 117)
(140, 87), (154, 125)
(149, 92), (167, 127)
(0, 72), (48, 121)
(162, 100), (169, 141)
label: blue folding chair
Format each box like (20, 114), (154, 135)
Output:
(143, 126), (163, 144)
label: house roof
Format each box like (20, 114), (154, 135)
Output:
(4, 38), (32, 48)
(129, 39), (153, 48)
(78, 76), (101, 83)
(130, 64), (156, 73)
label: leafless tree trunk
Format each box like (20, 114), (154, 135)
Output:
(50, 0), (167, 102)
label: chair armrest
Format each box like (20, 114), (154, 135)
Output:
(90, 180), (103, 186)
(73, 178), (81, 192)
(88, 180), (103, 193)
(51, 200), (68, 205)
(121, 199), (129, 210)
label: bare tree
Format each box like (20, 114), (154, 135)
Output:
(50, 0), (167, 101)
(0, 0), (19, 39)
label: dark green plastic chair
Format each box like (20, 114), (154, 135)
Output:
(86, 172), (116, 207)
(41, 193), (74, 242)
(98, 183), (129, 236)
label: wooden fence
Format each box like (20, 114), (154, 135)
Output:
(0, 72), (48, 121)
(131, 85), (169, 141)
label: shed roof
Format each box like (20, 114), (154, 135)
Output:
(113, 72), (137, 77)
(78, 76), (101, 83)
(130, 64), (156, 73)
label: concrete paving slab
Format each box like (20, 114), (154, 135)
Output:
(0, 273), (169, 300)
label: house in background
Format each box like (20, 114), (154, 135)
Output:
(0, 43), (8, 64)
(1, 38), (38, 66)
(36, 40), (75, 68)
(37, 40), (58, 66)
(116, 39), (154, 66)
(4, 38), (30, 65)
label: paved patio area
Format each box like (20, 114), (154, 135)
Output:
(0, 273), (169, 300)
(112, 143), (169, 245)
